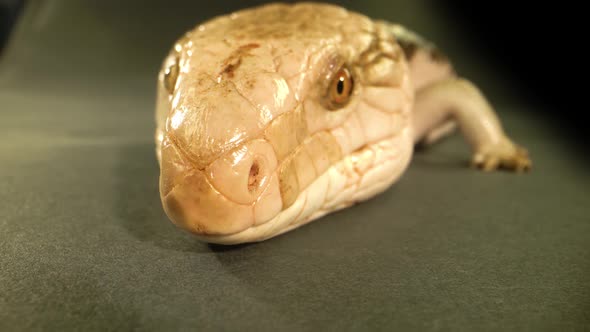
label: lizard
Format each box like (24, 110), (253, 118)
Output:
(154, 3), (531, 244)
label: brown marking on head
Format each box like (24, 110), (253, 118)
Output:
(219, 43), (261, 78)
(220, 58), (241, 78)
(398, 37), (449, 65)
(429, 47), (449, 63)
(398, 39), (418, 60)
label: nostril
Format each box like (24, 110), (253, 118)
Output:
(248, 160), (262, 192)
(206, 139), (277, 204)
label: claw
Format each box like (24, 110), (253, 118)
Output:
(471, 140), (532, 172)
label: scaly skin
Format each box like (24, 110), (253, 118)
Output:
(155, 3), (531, 244)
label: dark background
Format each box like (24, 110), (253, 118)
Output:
(0, 1), (587, 331)
(438, 3), (583, 144)
(0, 0), (22, 52)
(0, 1), (581, 138)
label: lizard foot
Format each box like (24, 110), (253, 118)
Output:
(471, 138), (532, 172)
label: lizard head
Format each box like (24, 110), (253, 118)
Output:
(156, 3), (413, 243)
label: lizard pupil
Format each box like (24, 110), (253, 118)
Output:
(337, 78), (345, 95)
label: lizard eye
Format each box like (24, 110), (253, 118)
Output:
(327, 67), (353, 109)
(163, 54), (179, 94)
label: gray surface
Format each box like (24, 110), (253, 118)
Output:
(1, 1), (588, 331)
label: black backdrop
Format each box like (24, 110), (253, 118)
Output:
(1, 1), (582, 140)
(440, 3), (583, 145)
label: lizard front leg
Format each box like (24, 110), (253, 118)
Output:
(412, 77), (532, 172)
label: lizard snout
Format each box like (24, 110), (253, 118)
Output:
(159, 137), (282, 236)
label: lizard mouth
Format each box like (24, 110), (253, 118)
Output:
(160, 128), (413, 245)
